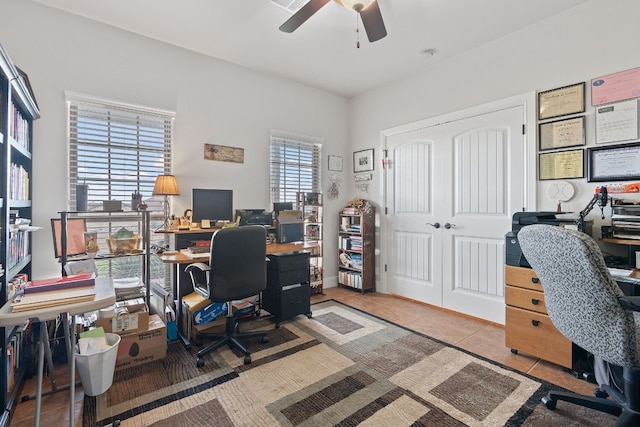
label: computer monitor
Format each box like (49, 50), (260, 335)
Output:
(192, 189), (233, 222)
(273, 202), (293, 215)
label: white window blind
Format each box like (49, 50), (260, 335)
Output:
(270, 134), (322, 203)
(66, 92), (175, 212)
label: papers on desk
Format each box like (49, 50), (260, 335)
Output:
(180, 249), (210, 259)
(609, 267), (632, 278)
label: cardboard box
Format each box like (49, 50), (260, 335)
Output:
(95, 302), (149, 335)
(115, 314), (166, 371)
(183, 291), (228, 325)
(192, 315), (226, 338)
(193, 301), (227, 325)
(232, 300), (256, 318)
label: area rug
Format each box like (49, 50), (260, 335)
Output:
(84, 300), (616, 426)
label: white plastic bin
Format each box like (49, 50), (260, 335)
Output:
(75, 333), (121, 396)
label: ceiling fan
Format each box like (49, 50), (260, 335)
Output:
(279, 0), (387, 43)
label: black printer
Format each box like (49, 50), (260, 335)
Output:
(505, 211), (591, 267)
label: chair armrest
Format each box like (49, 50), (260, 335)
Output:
(184, 262), (211, 273)
(618, 296), (640, 312)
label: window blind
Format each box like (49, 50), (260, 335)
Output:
(270, 135), (322, 203)
(66, 92), (175, 213)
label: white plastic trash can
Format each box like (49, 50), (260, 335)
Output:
(75, 333), (121, 396)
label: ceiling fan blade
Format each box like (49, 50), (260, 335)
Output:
(359, 0), (387, 42)
(279, 0), (331, 33)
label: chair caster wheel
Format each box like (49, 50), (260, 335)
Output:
(196, 358), (205, 368)
(594, 388), (609, 399)
(307, 313), (312, 318)
(244, 355), (251, 364)
(541, 396), (557, 410)
(261, 335), (269, 343)
(510, 349), (518, 354)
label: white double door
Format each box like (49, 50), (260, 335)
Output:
(384, 103), (528, 324)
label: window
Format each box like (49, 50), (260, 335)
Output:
(66, 91), (175, 283)
(270, 132), (322, 204)
(66, 91), (174, 211)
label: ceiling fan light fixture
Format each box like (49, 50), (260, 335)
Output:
(340, 0), (375, 12)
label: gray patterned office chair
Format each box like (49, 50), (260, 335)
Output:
(518, 224), (640, 426)
(185, 225), (269, 367)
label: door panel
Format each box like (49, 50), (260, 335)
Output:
(386, 105), (525, 324)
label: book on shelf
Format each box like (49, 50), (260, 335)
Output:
(22, 272), (96, 294)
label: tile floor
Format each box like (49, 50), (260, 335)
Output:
(9, 286), (596, 426)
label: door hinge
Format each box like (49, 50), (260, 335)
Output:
(385, 206), (388, 215)
(384, 264), (387, 272)
(522, 124), (525, 135)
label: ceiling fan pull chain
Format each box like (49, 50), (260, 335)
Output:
(356, 13), (361, 48)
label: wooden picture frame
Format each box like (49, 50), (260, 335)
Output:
(538, 116), (585, 151)
(538, 82), (585, 121)
(538, 149), (584, 181)
(353, 149), (374, 173)
(587, 142), (640, 182)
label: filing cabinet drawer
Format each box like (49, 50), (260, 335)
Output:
(505, 285), (547, 314)
(276, 268), (310, 287)
(280, 283), (311, 321)
(505, 306), (573, 369)
(505, 265), (543, 291)
(268, 252), (310, 272)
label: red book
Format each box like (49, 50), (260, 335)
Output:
(23, 273), (96, 294)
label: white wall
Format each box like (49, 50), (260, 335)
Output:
(348, 0), (640, 272)
(0, 0), (351, 280)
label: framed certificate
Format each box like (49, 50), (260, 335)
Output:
(538, 116), (585, 151)
(587, 142), (640, 182)
(538, 82), (585, 120)
(538, 149), (584, 180)
(328, 155), (343, 171)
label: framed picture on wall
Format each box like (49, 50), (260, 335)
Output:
(538, 116), (585, 151)
(587, 142), (640, 182)
(353, 149), (374, 173)
(328, 155), (343, 171)
(538, 82), (585, 120)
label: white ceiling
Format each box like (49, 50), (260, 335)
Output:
(32, 0), (589, 98)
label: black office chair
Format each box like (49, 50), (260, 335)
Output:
(185, 225), (269, 367)
(518, 224), (640, 426)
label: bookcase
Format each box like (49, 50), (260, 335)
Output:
(296, 192), (323, 294)
(0, 43), (40, 426)
(338, 201), (375, 293)
(57, 210), (152, 307)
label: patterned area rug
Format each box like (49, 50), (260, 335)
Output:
(84, 300), (616, 426)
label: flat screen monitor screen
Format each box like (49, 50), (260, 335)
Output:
(273, 202), (293, 214)
(192, 189), (233, 222)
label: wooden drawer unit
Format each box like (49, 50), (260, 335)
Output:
(504, 265), (577, 369)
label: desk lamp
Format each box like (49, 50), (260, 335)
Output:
(152, 174), (180, 231)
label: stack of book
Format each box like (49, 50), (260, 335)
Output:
(611, 204), (640, 240)
(11, 273), (96, 312)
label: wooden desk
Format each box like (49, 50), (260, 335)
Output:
(0, 278), (115, 427)
(157, 240), (319, 348)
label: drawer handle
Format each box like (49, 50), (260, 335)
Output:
(531, 278), (539, 284)
(531, 319), (540, 327)
(531, 298), (540, 305)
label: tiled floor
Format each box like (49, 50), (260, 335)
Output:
(9, 286), (596, 426)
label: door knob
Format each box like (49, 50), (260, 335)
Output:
(426, 222), (440, 229)
(444, 223), (456, 229)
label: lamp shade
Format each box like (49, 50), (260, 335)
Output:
(152, 175), (180, 196)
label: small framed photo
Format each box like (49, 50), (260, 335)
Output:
(353, 149), (374, 173)
(538, 82), (585, 121)
(328, 155), (343, 171)
(587, 142), (640, 182)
